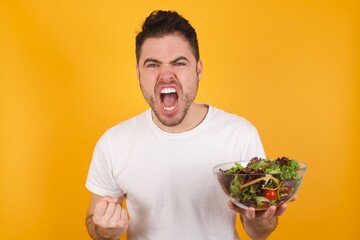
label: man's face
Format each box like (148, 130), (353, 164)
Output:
(136, 33), (202, 128)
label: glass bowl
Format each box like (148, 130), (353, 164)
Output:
(213, 158), (306, 211)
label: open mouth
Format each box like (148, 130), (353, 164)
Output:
(160, 87), (178, 111)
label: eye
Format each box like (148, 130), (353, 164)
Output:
(174, 62), (186, 66)
(146, 63), (158, 68)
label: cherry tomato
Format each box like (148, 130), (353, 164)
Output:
(264, 189), (277, 200)
(282, 187), (291, 194)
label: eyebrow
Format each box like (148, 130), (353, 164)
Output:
(143, 56), (189, 67)
(169, 56), (189, 64)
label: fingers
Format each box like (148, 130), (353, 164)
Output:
(245, 207), (256, 219)
(289, 194), (297, 202)
(227, 201), (288, 219)
(104, 202), (117, 220)
(111, 204), (129, 225)
(93, 196), (127, 228)
(108, 204), (128, 228)
(102, 196), (120, 203)
(94, 197), (117, 214)
(120, 208), (129, 228)
(93, 200), (110, 220)
(227, 201), (256, 219)
(275, 203), (287, 216)
(113, 203), (122, 220)
(227, 201), (244, 213)
(261, 206), (276, 219)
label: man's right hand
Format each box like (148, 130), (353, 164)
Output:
(92, 196), (129, 240)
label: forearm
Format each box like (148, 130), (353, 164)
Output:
(86, 214), (120, 240)
(240, 214), (278, 240)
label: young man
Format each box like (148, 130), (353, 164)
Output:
(85, 10), (287, 240)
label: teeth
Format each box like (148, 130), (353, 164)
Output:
(161, 88), (176, 94)
(163, 105), (176, 111)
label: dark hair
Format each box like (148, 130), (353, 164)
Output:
(135, 10), (200, 63)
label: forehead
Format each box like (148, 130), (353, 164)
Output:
(139, 33), (195, 62)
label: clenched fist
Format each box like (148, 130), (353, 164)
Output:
(88, 195), (129, 240)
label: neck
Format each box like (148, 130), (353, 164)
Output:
(152, 103), (209, 133)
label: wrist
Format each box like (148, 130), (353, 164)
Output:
(242, 215), (278, 240)
(86, 214), (122, 240)
(94, 225), (122, 240)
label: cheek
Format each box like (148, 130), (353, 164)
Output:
(139, 72), (156, 88)
(180, 72), (199, 90)
(140, 81), (152, 96)
(139, 75), (157, 99)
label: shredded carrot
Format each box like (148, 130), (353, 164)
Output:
(277, 181), (284, 200)
(240, 175), (280, 189)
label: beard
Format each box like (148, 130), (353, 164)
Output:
(141, 78), (199, 128)
(151, 93), (193, 127)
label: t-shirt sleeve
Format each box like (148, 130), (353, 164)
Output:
(85, 133), (123, 197)
(242, 127), (266, 160)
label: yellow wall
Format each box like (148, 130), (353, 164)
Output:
(1, 0), (359, 239)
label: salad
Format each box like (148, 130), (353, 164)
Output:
(218, 157), (303, 210)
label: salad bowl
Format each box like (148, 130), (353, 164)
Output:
(213, 157), (306, 211)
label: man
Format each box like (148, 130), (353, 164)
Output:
(85, 10), (287, 240)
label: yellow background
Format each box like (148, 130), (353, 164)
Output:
(1, 0), (359, 239)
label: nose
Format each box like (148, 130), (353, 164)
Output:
(159, 65), (175, 82)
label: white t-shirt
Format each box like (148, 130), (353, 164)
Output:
(86, 105), (265, 240)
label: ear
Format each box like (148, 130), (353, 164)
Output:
(197, 60), (203, 80)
